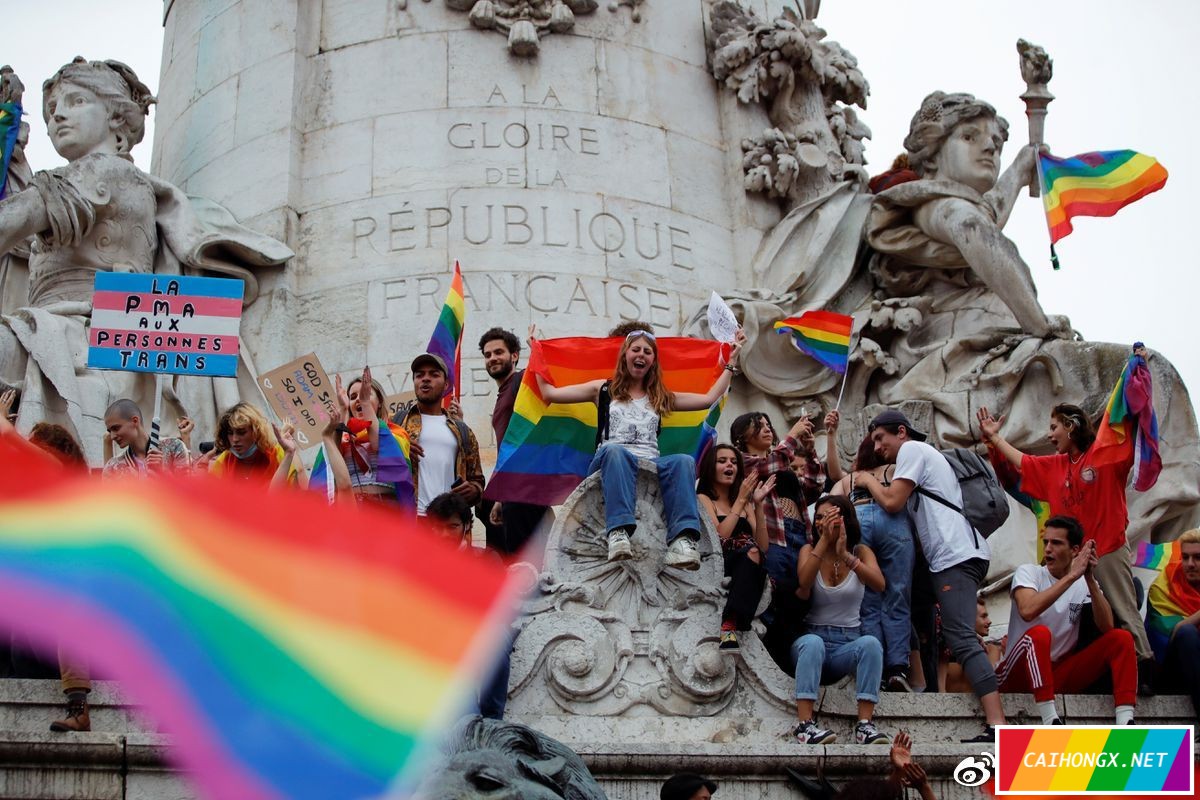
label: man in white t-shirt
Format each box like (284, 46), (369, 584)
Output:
(397, 353), (485, 516)
(852, 409), (1003, 742)
(996, 515), (1137, 725)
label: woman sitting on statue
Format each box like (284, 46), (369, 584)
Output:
(696, 444), (774, 650)
(534, 328), (744, 567)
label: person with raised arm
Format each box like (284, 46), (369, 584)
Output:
(534, 328), (744, 567)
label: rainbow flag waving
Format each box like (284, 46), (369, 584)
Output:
(484, 336), (726, 506)
(0, 101), (22, 200)
(311, 418), (415, 508)
(1145, 538), (1200, 663)
(773, 311), (854, 373)
(0, 434), (513, 799)
(426, 261), (465, 399)
(1040, 150), (1168, 244)
(1092, 348), (1161, 492)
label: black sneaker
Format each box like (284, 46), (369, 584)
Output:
(1137, 659), (1156, 698)
(792, 720), (837, 745)
(884, 674), (913, 692)
(961, 725), (995, 743)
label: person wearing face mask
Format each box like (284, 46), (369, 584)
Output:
(101, 398), (190, 477)
(535, 329), (744, 567)
(209, 402), (290, 483)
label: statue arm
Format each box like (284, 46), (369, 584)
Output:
(988, 144), (1038, 229)
(0, 189), (50, 257)
(916, 196), (1055, 337)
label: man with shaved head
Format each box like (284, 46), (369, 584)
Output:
(101, 399), (190, 476)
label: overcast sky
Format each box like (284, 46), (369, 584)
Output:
(7, 1), (1198, 409)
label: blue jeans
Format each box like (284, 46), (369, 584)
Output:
(587, 444), (700, 542)
(791, 625), (883, 704)
(856, 503), (915, 672)
(473, 632), (515, 720)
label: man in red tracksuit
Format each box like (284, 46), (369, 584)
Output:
(995, 516), (1137, 725)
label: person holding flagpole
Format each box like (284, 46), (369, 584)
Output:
(533, 327), (745, 567)
(976, 344), (1161, 694)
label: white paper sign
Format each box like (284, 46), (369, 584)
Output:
(707, 291), (740, 343)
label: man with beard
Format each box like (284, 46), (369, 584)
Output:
(478, 328), (551, 555)
(397, 353), (485, 516)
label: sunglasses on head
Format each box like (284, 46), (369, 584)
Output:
(625, 330), (656, 341)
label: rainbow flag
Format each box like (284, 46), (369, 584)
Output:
(426, 261), (465, 399)
(1040, 150), (1168, 244)
(1145, 538), (1200, 663)
(311, 419), (415, 508)
(1133, 540), (1173, 571)
(484, 336), (726, 506)
(773, 311), (854, 373)
(1092, 349), (1161, 491)
(0, 101), (21, 199)
(0, 433), (514, 799)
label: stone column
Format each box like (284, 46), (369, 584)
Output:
(153, 0), (773, 451)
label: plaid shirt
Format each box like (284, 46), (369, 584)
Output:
(742, 435), (802, 546)
(398, 406), (486, 504)
(102, 437), (190, 477)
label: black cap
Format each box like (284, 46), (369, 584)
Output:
(410, 352), (448, 375)
(661, 773), (718, 800)
(868, 409), (927, 441)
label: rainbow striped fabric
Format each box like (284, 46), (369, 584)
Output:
(484, 336), (725, 506)
(1133, 541), (1173, 571)
(996, 726), (1193, 794)
(988, 448), (1052, 555)
(773, 311), (854, 373)
(426, 261), (465, 398)
(1040, 150), (1168, 244)
(0, 434), (513, 799)
(1146, 538), (1200, 663)
(311, 419), (415, 507)
(0, 101), (20, 199)
(1092, 350), (1161, 492)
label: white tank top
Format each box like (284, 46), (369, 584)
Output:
(605, 396), (660, 460)
(805, 565), (865, 628)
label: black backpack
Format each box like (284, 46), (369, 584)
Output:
(913, 448), (1010, 544)
(595, 382), (660, 448)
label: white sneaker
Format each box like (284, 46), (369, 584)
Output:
(792, 720), (837, 745)
(854, 720), (890, 744)
(664, 534), (700, 570)
(607, 529), (633, 561)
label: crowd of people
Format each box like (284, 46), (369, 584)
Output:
(2, 322), (1198, 758)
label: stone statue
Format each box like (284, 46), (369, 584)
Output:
(417, 715), (607, 799)
(0, 58), (291, 463)
(699, 6), (1200, 547)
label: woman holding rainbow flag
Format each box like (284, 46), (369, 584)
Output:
(337, 365), (415, 508)
(534, 328), (744, 567)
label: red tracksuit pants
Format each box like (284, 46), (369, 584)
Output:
(995, 625), (1137, 707)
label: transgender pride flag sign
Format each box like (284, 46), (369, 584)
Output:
(87, 273), (244, 378)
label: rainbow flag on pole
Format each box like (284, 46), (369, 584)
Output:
(426, 261), (465, 399)
(0, 101), (19, 199)
(773, 311), (854, 373)
(1092, 348), (1161, 492)
(0, 434), (513, 799)
(1040, 150), (1168, 244)
(484, 337), (726, 506)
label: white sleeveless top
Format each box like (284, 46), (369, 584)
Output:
(805, 566), (865, 628)
(605, 397), (660, 460)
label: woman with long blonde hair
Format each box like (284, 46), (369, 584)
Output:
(536, 328), (744, 566)
(209, 402), (291, 484)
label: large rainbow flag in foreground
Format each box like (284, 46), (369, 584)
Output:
(425, 261), (465, 399)
(773, 310), (854, 373)
(485, 336), (726, 506)
(1040, 150), (1168, 245)
(1145, 538), (1200, 664)
(0, 434), (514, 799)
(1092, 348), (1161, 491)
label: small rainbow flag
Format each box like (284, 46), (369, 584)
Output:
(773, 310), (854, 373)
(0, 101), (20, 200)
(484, 336), (726, 507)
(1092, 349), (1161, 492)
(1040, 150), (1168, 245)
(311, 418), (415, 508)
(1133, 541), (1173, 571)
(1146, 538), (1200, 664)
(0, 433), (514, 799)
(426, 261), (465, 399)
(996, 725), (1193, 794)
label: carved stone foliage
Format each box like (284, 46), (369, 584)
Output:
(440, 0), (642, 56)
(709, 1), (870, 203)
(508, 463), (742, 717)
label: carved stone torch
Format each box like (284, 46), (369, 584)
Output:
(1017, 39), (1053, 197)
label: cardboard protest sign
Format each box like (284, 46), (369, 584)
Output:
(88, 273), (244, 377)
(385, 391), (416, 420)
(258, 354), (340, 450)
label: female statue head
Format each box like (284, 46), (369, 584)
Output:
(41, 57), (155, 160)
(903, 91), (1010, 194)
